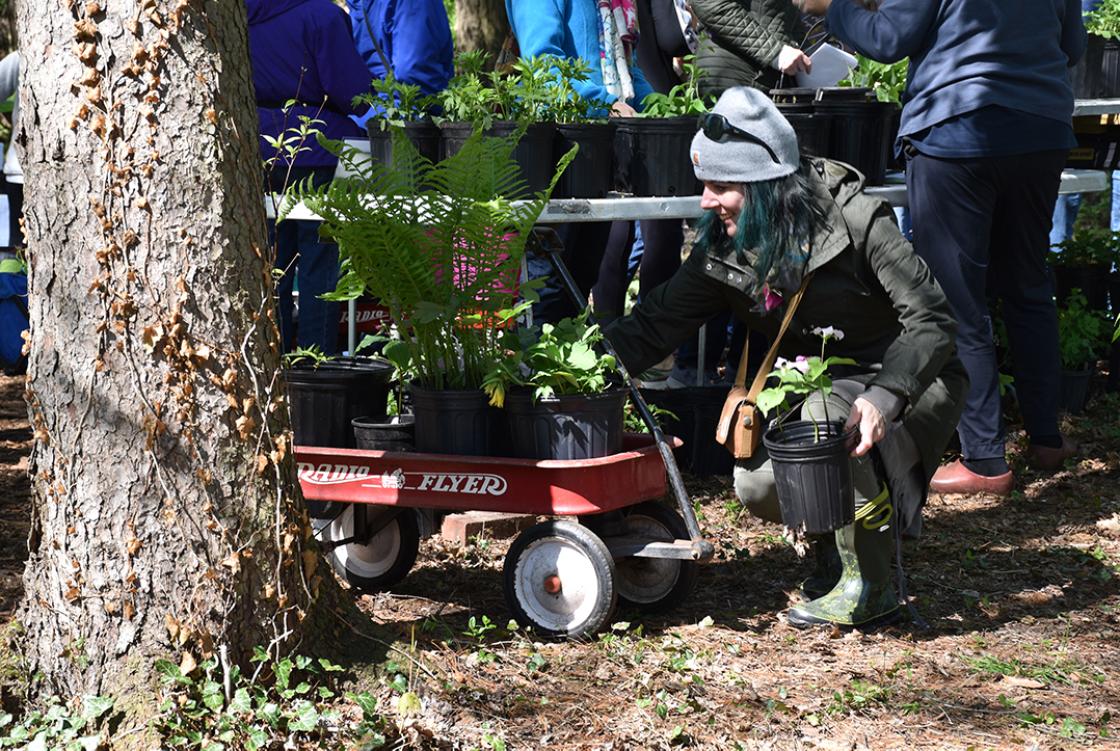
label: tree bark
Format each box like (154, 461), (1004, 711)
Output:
(454, 0), (510, 62)
(16, 0), (320, 715)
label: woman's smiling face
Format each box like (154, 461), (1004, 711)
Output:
(700, 181), (746, 237)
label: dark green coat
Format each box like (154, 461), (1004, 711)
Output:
(606, 159), (968, 481)
(690, 0), (801, 97)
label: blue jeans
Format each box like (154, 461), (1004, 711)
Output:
(1050, 193), (1081, 251)
(269, 166), (340, 354)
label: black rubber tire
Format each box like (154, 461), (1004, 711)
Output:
(325, 505), (420, 592)
(503, 520), (617, 639)
(615, 501), (699, 612)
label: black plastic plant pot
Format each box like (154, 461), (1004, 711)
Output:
(554, 122), (615, 198)
(352, 415), (416, 452)
(1073, 35), (1106, 98)
(1054, 264), (1111, 310)
(813, 88), (888, 185)
(613, 116), (701, 197)
(504, 388), (627, 460)
(410, 383), (492, 456)
(1059, 368), (1093, 415)
(1103, 39), (1120, 98)
(439, 121), (557, 196)
(366, 120), (442, 168)
(771, 89), (831, 160)
(763, 419), (855, 535)
(283, 357), (394, 449)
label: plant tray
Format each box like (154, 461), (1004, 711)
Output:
(295, 433), (682, 515)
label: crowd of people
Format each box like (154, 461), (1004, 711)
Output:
(246, 0), (1090, 629)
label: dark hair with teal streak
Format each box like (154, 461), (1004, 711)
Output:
(693, 160), (828, 295)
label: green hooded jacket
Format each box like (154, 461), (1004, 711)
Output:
(605, 159), (968, 482)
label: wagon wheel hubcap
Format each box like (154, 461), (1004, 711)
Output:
(328, 506), (401, 579)
(515, 538), (600, 632)
(615, 514), (679, 603)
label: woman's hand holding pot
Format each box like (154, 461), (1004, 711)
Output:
(845, 397), (885, 457)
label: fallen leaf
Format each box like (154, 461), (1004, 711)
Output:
(179, 651), (197, 676)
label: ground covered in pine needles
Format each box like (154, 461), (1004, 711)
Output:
(0, 373), (1117, 749)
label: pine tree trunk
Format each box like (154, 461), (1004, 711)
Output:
(454, 0), (510, 61)
(15, 0), (321, 713)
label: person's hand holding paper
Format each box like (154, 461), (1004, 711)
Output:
(794, 44), (858, 88)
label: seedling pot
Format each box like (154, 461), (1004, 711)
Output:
(554, 122), (615, 198)
(763, 419), (855, 534)
(366, 120), (442, 168)
(352, 414), (415, 452)
(504, 388), (627, 460)
(613, 116), (701, 197)
(410, 383), (492, 456)
(1059, 368), (1093, 415)
(284, 357), (394, 449)
(440, 121), (557, 197)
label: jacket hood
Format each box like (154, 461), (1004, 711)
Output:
(246, 0), (308, 25)
(805, 158), (868, 273)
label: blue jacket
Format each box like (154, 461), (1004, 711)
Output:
(506, 0), (653, 112)
(346, 0), (453, 95)
(246, 0), (370, 168)
(826, 0), (1087, 140)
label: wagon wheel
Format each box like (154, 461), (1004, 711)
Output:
(615, 501), (698, 612)
(503, 520), (616, 639)
(324, 505), (419, 593)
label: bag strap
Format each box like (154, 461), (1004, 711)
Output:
(730, 273), (816, 396)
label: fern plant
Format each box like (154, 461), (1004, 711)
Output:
(287, 129), (575, 391)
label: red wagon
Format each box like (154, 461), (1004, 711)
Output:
(298, 433), (712, 638)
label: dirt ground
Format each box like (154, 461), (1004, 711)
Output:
(0, 372), (1118, 749)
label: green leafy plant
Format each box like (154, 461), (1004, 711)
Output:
(154, 648), (390, 750)
(290, 129), (575, 391)
(0, 695), (114, 750)
(1054, 224), (1120, 266)
(623, 400), (677, 433)
(482, 310), (620, 406)
(756, 326), (856, 437)
(282, 344), (330, 369)
(1058, 291), (1110, 369)
(357, 75), (434, 131)
(641, 58), (712, 117)
(1087, 0), (1120, 39)
(839, 55), (909, 104)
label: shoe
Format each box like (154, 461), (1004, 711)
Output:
(787, 486), (901, 629)
(797, 534), (841, 601)
(1026, 436), (1078, 471)
(929, 460), (1014, 496)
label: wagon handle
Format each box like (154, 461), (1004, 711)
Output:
(529, 228), (714, 560)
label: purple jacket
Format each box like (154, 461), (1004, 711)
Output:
(246, 0), (371, 168)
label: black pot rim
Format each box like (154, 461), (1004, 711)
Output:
(352, 414), (416, 428)
(763, 418), (854, 451)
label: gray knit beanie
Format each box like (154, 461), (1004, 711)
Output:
(690, 87), (799, 183)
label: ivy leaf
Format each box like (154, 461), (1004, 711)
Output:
(287, 700), (319, 732)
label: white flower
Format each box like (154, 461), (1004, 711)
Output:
(812, 325), (845, 341)
(793, 355), (811, 373)
(774, 357), (792, 370)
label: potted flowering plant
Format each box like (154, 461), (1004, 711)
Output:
(756, 326), (858, 534)
(482, 311), (626, 459)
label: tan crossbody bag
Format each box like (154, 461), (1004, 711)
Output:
(715, 274), (813, 459)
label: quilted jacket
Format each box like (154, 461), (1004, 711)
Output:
(690, 0), (802, 97)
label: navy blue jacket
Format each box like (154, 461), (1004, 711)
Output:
(826, 0), (1087, 141)
(247, 0), (370, 168)
(346, 0), (453, 95)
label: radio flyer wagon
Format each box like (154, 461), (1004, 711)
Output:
(296, 230), (715, 639)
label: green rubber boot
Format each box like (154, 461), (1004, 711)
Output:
(787, 486), (901, 629)
(798, 535), (841, 601)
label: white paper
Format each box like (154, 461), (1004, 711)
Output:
(795, 44), (858, 89)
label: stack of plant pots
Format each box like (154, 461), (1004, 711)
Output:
(770, 87), (895, 184)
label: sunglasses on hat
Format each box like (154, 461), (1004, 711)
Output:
(699, 112), (782, 165)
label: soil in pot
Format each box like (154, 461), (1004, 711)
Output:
(1059, 367), (1093, 415)
(410, 383), (492, 456)
(554, 122), (615, 198)
(352, 415), (415, 452)
(366, 120), (442, 168)
(763, 419), (855, 535)
(440, 121), (557, 196)
(614, 116), (701, 197)
(284, 357), (394, 448)
(504, 388), (627, 460)
(1054, 264), (1111, 310)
